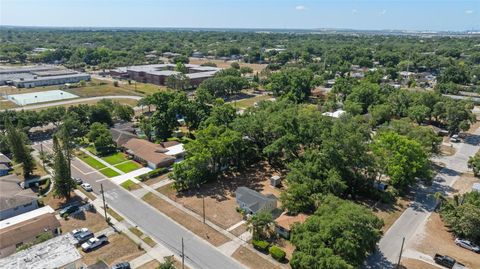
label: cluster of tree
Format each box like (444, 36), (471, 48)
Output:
(290, 195), (383, 269)
(3, 28), (478, 87)
(196, 69), (249, 100)
(4, 121), (34, 178)
(87, 122), (116, 155)
(438, 191), (480, 244)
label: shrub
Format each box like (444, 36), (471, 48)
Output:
(269, 245), (286, 261)
(39, 178), (51, 195)
(252, 240), (270, 252)
(138, 168), (169, 181)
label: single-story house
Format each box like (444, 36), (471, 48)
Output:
(110, 127), (138, 147)
(322, 109), (346, 118)
(0, 233), (81, 268)
(0, 206), (61, 258)
(235, 187), (277, 215)
(122, 138), (176, 169)
(275, 213), (308, 239)
(0, 174), (39, 221)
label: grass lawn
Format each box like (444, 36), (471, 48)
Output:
(120, 179), (142, 191)
(64, 79), (143, 98)
(99, 167), (121, 178)
(77, 152), (107, 170)
(129, 227), (144, 237)
(102, 152), (129, 165)
(142, 236), (156, 247)
(107, 208), (124, 222)
(115, 161), (142, 173)
(233, 94), (272, 109)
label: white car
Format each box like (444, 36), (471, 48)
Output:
(451, 134), (460, 143)
(81, 183), (93, 192)
(71, 227), (89, 237)
(455, 238), (480, 253)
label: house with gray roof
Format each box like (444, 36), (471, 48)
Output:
(235, 187), (277, 215)
(0, 174), (38, 221)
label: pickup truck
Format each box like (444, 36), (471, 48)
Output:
(434, 254), (466, 269)
(82, 234), (108, 252)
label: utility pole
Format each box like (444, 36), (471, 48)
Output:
(202, 197), (206, 224)
(181, 237), (185, 269)
(100, 184), (108, 223)
(396, 237), (405, 269)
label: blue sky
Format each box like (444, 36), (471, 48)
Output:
(0, 0), (478, 31)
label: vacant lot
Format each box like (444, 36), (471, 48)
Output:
(233, 94), (273, 109)
(157, 161), (283, 229)
(188, 58), (267, 73)
(400, 258), (438, 269)
(232, 246), (281, 269)
(82, 233), (145, 266)
(142, 192), (230, 246)
(451, 172), (480, 194)
(409, 213), (480, 269)
(60, 211), (108, 233)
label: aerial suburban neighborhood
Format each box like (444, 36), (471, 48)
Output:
(0, 1), (479, 269)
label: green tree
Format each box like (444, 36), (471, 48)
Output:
(372, 131), (431, 191)
(52, 136), (75, 201)
(407, 105), (431, 124)
(266, 68), (314, 102)
(158, 256), (176, 269)
(468, 154), (480, 177)
(290, 195), (383, 269)
(246, 211), (274, 240)
(87, 122), (116, 155)
(5, 121), (34, 179)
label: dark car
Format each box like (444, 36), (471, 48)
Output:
(111, 262), (131, 269)
(73, 177), (83, 184)
(59, 205), (79, 216)
(74, 231), (94, 245)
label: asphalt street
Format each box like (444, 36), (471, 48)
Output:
(32, 140), (245, 269)
(365, 129), (480, 268)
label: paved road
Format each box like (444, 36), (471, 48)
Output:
(365, 129), (480, 268)
(2, 95), (142, 111)
(33, 141), (244, 269)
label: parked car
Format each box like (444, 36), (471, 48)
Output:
(451, 134), (460, 143)
(74, 231), (94, 246)
(81, 182), (93, 191)
(73, 177), (83, 184)
(81, 234), (108, 252)
(111, 262), (131, 269)
(71, 227), (89, 237)
(455, 238), (480, 253)
(434, 254), (465, 268)
(59, 204), (79, 216)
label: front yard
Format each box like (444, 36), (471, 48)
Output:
(115, 161), (142, 173)
(81, 233), (145, 266)
(156, 161), (283, 230)
(60, 210), (109, 233)
(99, 167), (121, 178)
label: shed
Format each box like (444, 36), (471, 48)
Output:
(270, 175), (281, 187)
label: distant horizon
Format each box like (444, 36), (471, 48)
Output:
(1, 24), (479, 34)
(1, 0), (478, 32)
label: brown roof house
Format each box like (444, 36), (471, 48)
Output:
(275, 212), (308, 239)
(0, 206), (61, 258)
(0, 174), (38, 221)
(122, 138), (177, 169)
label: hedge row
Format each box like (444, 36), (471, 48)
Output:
(138, 167), (169, 181)
(252, 241), (286, 262)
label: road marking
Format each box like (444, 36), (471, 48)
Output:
(96, 178), (108, 183)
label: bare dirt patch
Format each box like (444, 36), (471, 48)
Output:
(400, 258), (439, 269)
(451, 172), (480, 194)
(142, 192), (230, 247)
(81, 233), (145, 266)
(359, 195), (411, 233)
(188, 58), (267, 73)
(409, 213), (480, 269)
(144, 173), (170, 186)
(230, 223), (248, 237)
(232, 246), (281, 269)
(158, 162), (284, 229)
(440, 144), (456, 156)
(41, 191), (85, 210)
(60, 211), (108, 233)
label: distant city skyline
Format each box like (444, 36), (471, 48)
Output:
(0, 0), (479, 31)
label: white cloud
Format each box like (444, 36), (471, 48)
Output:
(295, 5), (306, 11)
(380, 9), (387, 15)
(465, 10), (474, 15)
(352, 9), (358, 15)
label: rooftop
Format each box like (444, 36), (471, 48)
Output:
(0, 206), (54, 230)
(0, 234), (81, 269)
(0, 174), (37, 212)
(235, 186), (277, 212)
(0, 153), (12, 164)
(275, 212), (308, 231)
(123, 138), (176, 165)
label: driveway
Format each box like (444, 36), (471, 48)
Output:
(365, 128), (480, 268)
